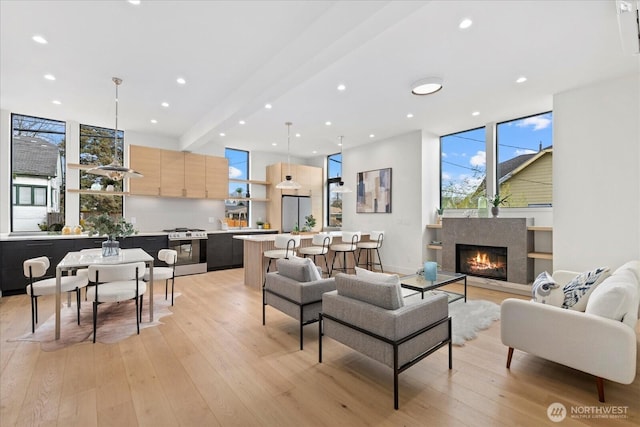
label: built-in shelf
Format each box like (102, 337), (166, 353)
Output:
(426, 224), (442, 229)
(67, 163), (97, 170)
(427, 244), (442, 250)
(67, 189), (129, 196)
(228, 197), (270, 202)
(528, 252), (553, 260)
(527, 226), (552, 232)
(229, 179), (271, 185)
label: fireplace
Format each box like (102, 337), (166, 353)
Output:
(456, 244), (507, 281)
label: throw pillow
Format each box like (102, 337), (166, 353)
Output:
(355, 266), (399, 285)
(586, 269), (639, 329)
(561, 267), (610, 311)
(531, 271), (560, 305)
(276, 257), (321, 282)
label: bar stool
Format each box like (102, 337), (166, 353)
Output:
(356, 230), (385, 272)
(263, 234), (301, 285)
(298, 233), (333, 277)
(330, 231), (361, 276)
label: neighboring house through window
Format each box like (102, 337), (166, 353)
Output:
(327, 152), (342, 227)
(11, 114), (65, 232)
(225, 148), (249, 227)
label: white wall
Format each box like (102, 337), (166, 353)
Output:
(342, 130), (423, 274)
(553, 73), (640, 271)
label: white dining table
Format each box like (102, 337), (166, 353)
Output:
(54, 248), (154, 340)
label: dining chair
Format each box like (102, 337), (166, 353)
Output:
(143, 249), (178, 305)
(86, 262), (147, 343)
(356, 230), (385, 272)
(330, 231), (361, 276)
(298, 233), (333, 277)
(24, 256), (89, 333)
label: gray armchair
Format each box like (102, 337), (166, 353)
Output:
(319, 273), (451, 409)
(263, 257), (336, 350)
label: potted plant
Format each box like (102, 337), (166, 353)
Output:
(303, 214), (316, 232)
(291, 222), (300, 235)
(84, 213), (137, 256)
(256, 219), (265, 229)
(489, 193), (510, 217)
(435, 207), (443, 224)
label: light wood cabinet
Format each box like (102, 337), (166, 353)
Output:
(128, 145), (229, 199)
(160, 149), (185, 197)
(266, 162), (323, 232)
(205, 156), (229, 199)
(184, 153), (206, 198)
(129, 145), (161, 196)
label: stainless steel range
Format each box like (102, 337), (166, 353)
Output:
(164, 228), (208, 276)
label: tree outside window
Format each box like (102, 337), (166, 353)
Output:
(440, 127), (486, 209)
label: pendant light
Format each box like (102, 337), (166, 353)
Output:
(87, 77), (143, 181)
(275, 121), (302, 189)
(332, 135), (352, 193)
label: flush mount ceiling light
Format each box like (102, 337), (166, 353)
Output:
(411, 77), (443, 95)
(87, 77), (143, 181)
(275, 122), (302, 190)
(332, 136), (352, 194)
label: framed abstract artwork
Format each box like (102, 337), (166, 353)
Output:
(356, 167), (392, 213)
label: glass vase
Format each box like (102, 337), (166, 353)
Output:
(102, 239), (120, 257)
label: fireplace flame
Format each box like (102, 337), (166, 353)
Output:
(469, 251), (502, 271)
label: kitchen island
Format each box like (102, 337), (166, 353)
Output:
(233, 232), (369, 290)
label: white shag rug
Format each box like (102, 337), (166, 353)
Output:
(403, 290), (500, 346)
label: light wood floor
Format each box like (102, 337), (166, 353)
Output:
(1, 269), (638, 426)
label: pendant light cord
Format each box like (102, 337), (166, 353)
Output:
(113, 77), (122, 165)
(286, 121), (292, 178)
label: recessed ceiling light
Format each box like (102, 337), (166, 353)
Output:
(52, 100), (61, 105)
(44, 74), (56, 81)
(239, 120), (246, 125)
(32, 35), (47, 44)
(150, 119), (158, 124)
(459, 18), (473, 29)
(516, 76), (527, 83)
(272, 142), (277, 146)
(265, 103), (272, 109)
(176, 77), (186, 85)
(472, 111), (480, 116)
(295, 133), (301, 138)
(411, 77), (443, 95)
(128, 0), (141, 5)
(407, 113), (414, 118)
(312, 150), (317, 154)
(161, 102), (169, 107)
(219, 132), (226, 137)
(369, 134), (375, 138)
(337, 84), (346, 91)
(325, 121), (332, 126)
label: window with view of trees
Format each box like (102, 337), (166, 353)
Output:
(327, 153), (342, 227)
(11, 114), (66, 232)
(440, 127), (486, 209)
(497, 112), (553, 207)
(79, 124), (124, 219)
(225, 148), (249, 227)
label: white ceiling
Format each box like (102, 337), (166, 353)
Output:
(1, 1), (638, 158)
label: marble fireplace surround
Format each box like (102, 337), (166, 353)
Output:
(441, 218), (534, 285)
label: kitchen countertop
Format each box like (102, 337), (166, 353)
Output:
(0, 228), (276, 241)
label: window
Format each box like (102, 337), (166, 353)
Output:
(327, 153), (342, 227)
(11, 114), (66, 232)
(13, 185), (47, 206)
(440, 127), (486, 209)
(225, 148), (249, 227)
(79, 124), (124, 218)
(497, 112), (553, 207)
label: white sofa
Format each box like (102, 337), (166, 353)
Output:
(501, 261), (640, 402)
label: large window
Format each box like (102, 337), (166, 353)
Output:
(11, 114), (66, 232)
(327, 153), (343, 227)
(225, 148), (249, 227)
(79, 124), (124, 218)
(497, 112), (553, 207)
(440, 127), (486, 209)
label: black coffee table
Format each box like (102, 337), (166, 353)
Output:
(400, 272), (467, 303)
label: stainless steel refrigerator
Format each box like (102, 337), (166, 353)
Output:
(282, 195), (312, 232)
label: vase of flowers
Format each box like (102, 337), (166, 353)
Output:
(489, 193), (510, 217)
(84, 213), (137, 256)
